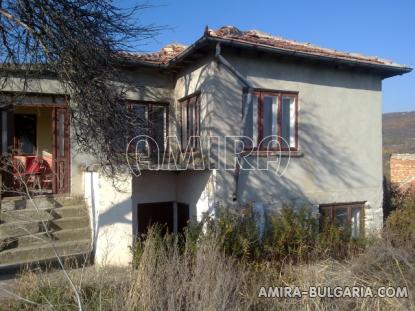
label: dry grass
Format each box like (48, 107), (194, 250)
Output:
(3, 231), (412, 311)
(4, 198), (415, 310)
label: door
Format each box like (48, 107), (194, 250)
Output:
(52, 106), (70, 194)
(137, 202), (189, 235)
(137, 202), (174, 235)
(0, 105), (15, 194)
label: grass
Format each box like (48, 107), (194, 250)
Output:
(3, 195), (415, 310)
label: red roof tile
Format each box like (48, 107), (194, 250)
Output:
(119, 43), (187, 64)
(207, 26), (405, 67)
(120, 26), (409, 71)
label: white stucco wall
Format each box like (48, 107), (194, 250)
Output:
(84, 171), (133, 266)
(131, 169), (216, 235)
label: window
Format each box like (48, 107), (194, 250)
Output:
(243, 90), (298, 151)
(319, 203), (364, 238)
(121, 102), (168, 155)
(180, 93), (200, 150)
(14, 114), (37, 155)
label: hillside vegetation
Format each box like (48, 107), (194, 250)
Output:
(383, 111), (415, 179)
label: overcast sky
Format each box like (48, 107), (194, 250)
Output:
(119, 0), (414, 113)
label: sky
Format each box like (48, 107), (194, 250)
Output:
(118, 0), (414, 113)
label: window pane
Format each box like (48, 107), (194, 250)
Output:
(131, 104), (148, 152)
(188, 102), (194, 138)
(319, 207), (331, 230)
(281, 96), (294, 149)
(181, 102), (187, 149)
(262, 95), (278, 148)
(351, 207), (361, 238)
(194, 97), (200, 149)
(150, 105), (166, 151)
(242, 93), (258, 148)
(334, 207), (348, 229)
(181, 96), (200, 150)
(59, 113), (65, 156)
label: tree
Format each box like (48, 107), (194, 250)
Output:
(0, 0), (158, 178)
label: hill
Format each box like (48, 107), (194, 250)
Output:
(383, 111), (415, 179)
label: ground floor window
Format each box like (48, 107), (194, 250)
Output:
(319, 203), (364, 238)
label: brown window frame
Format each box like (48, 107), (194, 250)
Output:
(319, 202), (365, 237)
(244, 89), (299, 152)
(126, 100), (169, 155)
(179, 92), (201, 151)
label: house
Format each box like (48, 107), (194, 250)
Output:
(390, 153), (415, 193)
(0, 26), (411, 267)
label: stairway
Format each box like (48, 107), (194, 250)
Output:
(0, 196), (92, 268)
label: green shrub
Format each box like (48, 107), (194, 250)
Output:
(210, 206), (261, 260)
(263, 206), (317, 262)
(316, 222), (366, 259)
(130, 204), (369, 266)
(385, 194), (415, 247)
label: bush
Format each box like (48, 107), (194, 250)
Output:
(384, 194), (415, 248)
(263, 206), (317, 262)
(210, 206), (261, 260)
(183, 205), (365, 264)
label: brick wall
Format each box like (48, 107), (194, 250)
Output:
(390, 154), (415, 185)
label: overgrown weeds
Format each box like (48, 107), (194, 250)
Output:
(5, 196), (415, 310)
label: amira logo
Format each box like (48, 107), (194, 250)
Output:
(125, 135), (292, 177)
(258, 287), (302, 298)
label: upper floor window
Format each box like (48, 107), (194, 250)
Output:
(180, 93), (200, 150)
(122, 101), (168, 155)
(243, 90), (298, 151)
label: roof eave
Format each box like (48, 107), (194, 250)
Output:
(122, 35), (412, 78)
(203, 36), (412, 78)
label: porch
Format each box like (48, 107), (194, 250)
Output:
(0, 95), (70, 197)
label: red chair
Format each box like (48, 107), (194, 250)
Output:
(23, 156), (46, 191)
(12, 156), (53, 193)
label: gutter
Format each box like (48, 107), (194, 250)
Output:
(214, 42), (253, 202)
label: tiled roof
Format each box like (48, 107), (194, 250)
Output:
(119, 43), (187, 64)
(206, 26), (405, 68)
(121, 26), (410, 70)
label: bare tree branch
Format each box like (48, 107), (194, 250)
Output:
(0, 0), (160, 178)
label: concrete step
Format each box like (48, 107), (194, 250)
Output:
(0, 221), (46, 239)
(1, 196), (85, 211)
(0, 215), (89, 239)
(48, 216), (90, 231)
(1, 205), (88, 223)
(2, 227), (91, 249)
(1, 209), (52, 223)
(0, 239), (91, 266)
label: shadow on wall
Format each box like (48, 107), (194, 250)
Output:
(94, 53), (381, 231)
(98, 197), (133, 229)
(236, 107), (367, 205)
(228, 51), (382, 92)
(193, 56), (378, 207)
